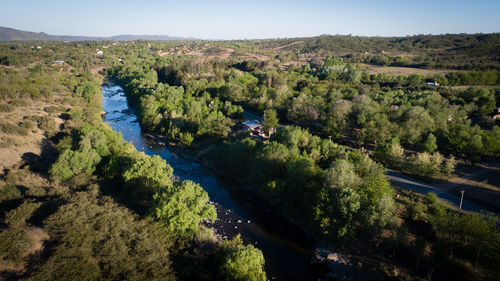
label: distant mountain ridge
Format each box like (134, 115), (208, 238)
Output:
(0, 26), (200, 41)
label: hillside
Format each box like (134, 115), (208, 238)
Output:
(0, 26), (58, 41)
(0, 26), (199, 41)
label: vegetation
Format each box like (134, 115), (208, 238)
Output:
(218, 234), (266, 281)
(0, 33), (499, 280)
(152, 180), (216, 234)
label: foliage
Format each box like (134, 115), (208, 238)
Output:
(5, 202), (41, 227)
(152, 180), (216, 234)
(422, 133), (438, 153)
(0, 228), (31, 266)
(0, 122), (29, 135)
(0, 184), (21, 203)
(219, 234), (266, 281)
(31, 192), (177, 281)
(49, 149), (101, 183)
(262, 108), (278, 133)
(123, 155), (173, 192)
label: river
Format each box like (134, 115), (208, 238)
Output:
(101, 83), (319, 281)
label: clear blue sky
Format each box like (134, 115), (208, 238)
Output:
(1, 0), (499, 39)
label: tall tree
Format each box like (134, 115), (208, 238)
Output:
(263, 108), (279, 134)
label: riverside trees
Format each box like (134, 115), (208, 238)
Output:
(211, 126), (396, 242)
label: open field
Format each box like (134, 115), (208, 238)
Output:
(359, 63), (459, 76)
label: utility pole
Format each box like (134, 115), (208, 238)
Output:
(459, 190), (465, 211)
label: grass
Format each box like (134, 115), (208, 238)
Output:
(0, 104), (14, 112)
(45, 105), (66, 114)
(0, 136), (17, 148)
(9, 99), (30, 107)
(27, 115), (57, 133)
(359, 63), (456, 76)
(0, 122), (29, 136)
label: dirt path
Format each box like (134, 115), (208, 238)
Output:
(272, 41), (304, 51)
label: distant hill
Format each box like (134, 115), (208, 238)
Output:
(0, 26), (200, 41)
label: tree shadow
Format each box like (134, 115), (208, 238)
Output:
(21, 138), (58, 175)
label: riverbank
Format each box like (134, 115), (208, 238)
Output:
(101, 82), (321, 281)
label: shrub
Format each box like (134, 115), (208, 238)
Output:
(19, 120), (34, 130)
(32, 192), (176, 280)
(5, 202), (42, 227)
(442, 156), (456, 177)
(179, 132), (194, 146)
(411, 152), (443, 177)
(56, 135), (74, 152)
(0, 136), (16, 148)
(405, 200), (427, 221)
(0, 228), (31, 266)
(38, 116), (57, 133)
(0, 122), (29, 135)
(49, 149), (101, 183)
(0, 103), (14, 112)
(0, 184), (21, 203)
(45, 105), (66, 114)
(9, 99), (30, 107)
(219, 234), (266, 281)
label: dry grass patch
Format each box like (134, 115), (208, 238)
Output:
(359, 63), (456, 76)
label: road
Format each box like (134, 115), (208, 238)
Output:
(387, 170), (494, 214)
(243, 109), (495, 214)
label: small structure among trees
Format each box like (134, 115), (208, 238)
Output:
(243, 111), (278, 138)
(243, 120), (264, 137)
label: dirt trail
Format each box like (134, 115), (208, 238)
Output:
(272, 41), (304, 51)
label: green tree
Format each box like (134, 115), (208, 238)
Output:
(442, 156), (456, 177)
(123, 155), (173, 191)
(422, 133), (438, 153)
(152, 180), (216, 233)
(315, 160), (362, 240)
(79, 127), (111, 157)
(219, 234), (266, 281)
(263, 108), (279, 134)
(50, 149), (101, 183)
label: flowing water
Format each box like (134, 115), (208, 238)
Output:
(101, 83), (319, 281)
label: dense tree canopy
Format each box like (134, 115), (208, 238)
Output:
(152, 180), (216, 233)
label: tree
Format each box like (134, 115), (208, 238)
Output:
(79, 127), (111, 157)
(374, 137), (405, 168)
(263, 109), (279, 134)
(50, 149), (101, 183)
(442, 156), (456, 177)
(316, 160), (362, 240)
(123, 155), (173, 192)
(325, 99), (352, 139)
(422, 133), (438, 153)
(152, 180), (216, 233)
(411, 152), (444, 177)
(219, 234), (266, 281)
